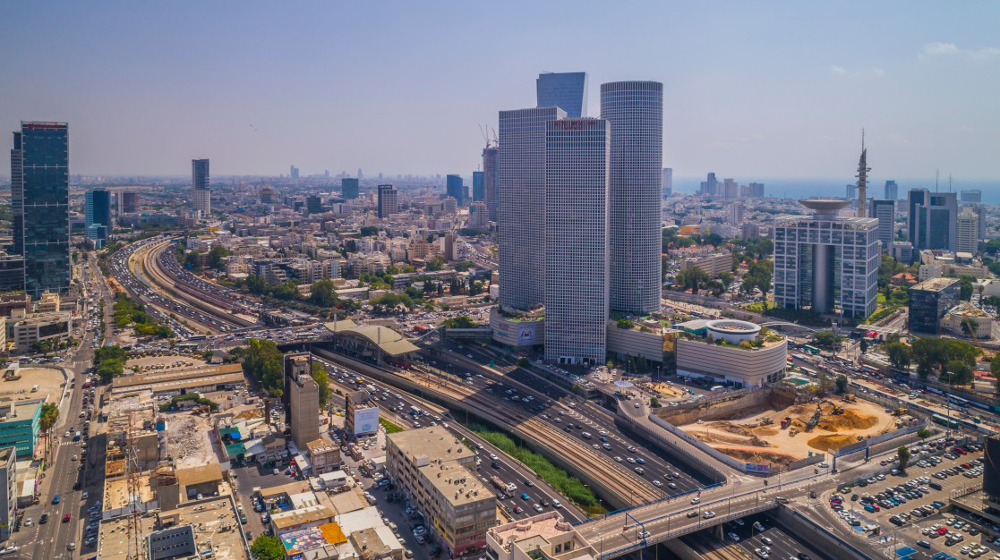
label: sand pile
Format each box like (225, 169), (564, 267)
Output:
(717, 447), (798, 468)
(817, 408), (877, 431)
(753, 426), (779, 437)
(807, 433), (859, 453)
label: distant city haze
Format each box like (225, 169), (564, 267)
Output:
(1, 1), (998, 182)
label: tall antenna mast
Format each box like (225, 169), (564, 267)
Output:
(935, 169), (940, 192)
(949, 173), (953, 193)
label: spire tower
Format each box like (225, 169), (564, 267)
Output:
(855, 129), (871, 218)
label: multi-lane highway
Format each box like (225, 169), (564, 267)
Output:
(313, 355), (588, 522)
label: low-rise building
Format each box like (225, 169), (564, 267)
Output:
(490, 307), (544, 348)
(307, 438), (341, 474)
(675, 319), (787, 389)
(679, 252), (732, 277)
(0, 399), (42, 459)
(6, 309), (72, 353)
(942, 302), (994, 340)
(486, 512), (597, 560)
(386, 427), (496, 557)
(908, 277), (961, 335)
(345, 390), (379, 438)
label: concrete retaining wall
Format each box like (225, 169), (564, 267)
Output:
(772, 507), (871, 560)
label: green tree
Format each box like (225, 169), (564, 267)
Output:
(886, 342), (912, 371)
(40, 403), (60, 432)
(835, 375), (849, 394)
(616, 318), (635, 329)
(311, 361), (331, 408)
(245, 274), (267, 295)
(650, 397), (661, 408)
(674, 267), (710, 294)
(957, 275), (975, 301)
(741, 259), (773, 296)
(442, 315), (476, 329)
(812, 331), (843, 351)
(207, 245), (230, 269)
(359, 226), (379, 237)
(916, 428), (931, 439)
(897, 446), (911, 471)
(941, 360), (974, 386)
(309, 278), (337, 307)
(718, 271), (735, 290)
(240, 339), (285, 396)
(818, 371), (834, 395)
(426, 256), (445, 271)
(250, 535), (286, 560)
(992, 358), (1000, 395)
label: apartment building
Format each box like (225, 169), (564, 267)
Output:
(386, 427), (496, 557)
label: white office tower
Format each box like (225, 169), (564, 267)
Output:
(727, 202), (745, 225)
(497, 106), (565, 311)
(544, 118), (609, 365)
(957, 209), (980, 254)
(772, 200), (879, 320)
(870, 199), (895, 252)
(601, 81), (663, 315)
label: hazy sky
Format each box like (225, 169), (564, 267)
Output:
(2, 1), (998, 182)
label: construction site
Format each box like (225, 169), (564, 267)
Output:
(659, 388), (903, 468)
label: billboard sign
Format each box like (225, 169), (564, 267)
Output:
(516, 324), (537, 346)
(353, 406), (380, 435)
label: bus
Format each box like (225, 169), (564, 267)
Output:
(188, 335), (207, 341)
(803, 345), (821, 355)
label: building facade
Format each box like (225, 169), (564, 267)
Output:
(386, 427), (496, 558)
(11, 122), (71, 298)
(446, 174), (465, 206)
(536, 72), (588, 118)
(772, 200), (879, 319)
(0, 399), (42, 459)
(957, 209), (979, 255)
(601, 81), (663, 315)
(85, 189), (112, 236)
(377, 184), (398, 218)
(870, 198), (895, 252)
(908, 189), (957, 252)
(192, 158), (211, 216)
(482, 146), (499, 222)
(0, 448), (14, 541)
(543, 118), (609, 365)
(341, 178), (360, 199)
(472, 171), (484, 202)
(118, 190), (140, 214)
(675, 320), (787, 388)
(285, 353), (320, 449)
(908, 277), (960, 335)
(662, 168), (673, 197)
(497, 106), (564, 312)
(884, 180), (898, 200)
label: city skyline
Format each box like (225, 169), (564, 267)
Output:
(2, 2), (998, 180)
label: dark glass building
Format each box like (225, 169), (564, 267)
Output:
(306, 195), (323, 214)
(446, 174), (465, 205)
(908, 277), (960, 334)
(472, 171), (484, 202)
(11, 122), (71, 297)
(341, 178), (359, 199)
(85, 189), (112, 240)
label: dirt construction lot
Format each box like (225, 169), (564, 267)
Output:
(677, 394), (900, 467)
(0, 366), (65, 404)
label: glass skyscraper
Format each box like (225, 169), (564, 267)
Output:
(536, 72), (588, 118)
(907, 189), (957, 252)
(192, 158), (211, 215)
(85, 189), (112, 231)
(482, 146), (499, 221)
(341, 177), (360, 199)
(601, 81), (663, 315)
(497, 106), (565, 312)
(472, 171), (484, 202)
(11, 122), (71, 297)
(544, 118), (609, 365)
(446, 174), (465, 205)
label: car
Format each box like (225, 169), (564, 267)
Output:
(521, 492), (530, 501)
(52, 494), (60, 504)
(703, 511), (716, 519)
(39, 514), (48, 524)
(691, 497), (700, 504)
(64, 513), (71, 523)
(761, 536), (773, 546)
(67, 543), (76, 551)
(638, 530), (651, 539)
(728, 532), (741, 542)
(687, 511), (699, 518)
(513, 506), (523, 514)
(755, 548), (769, 558)
(915, 540), (931, 549)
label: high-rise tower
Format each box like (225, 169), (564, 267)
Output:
(536, 72), (588, 118)
(497, 106), (565, 311)
(482, 145), (499, 222)
(192, 158), (210, 216)
(377, 184), (398, 218)
(855, 132), (870, 218)
(11, 122), (71, 297)
(544, 118), (610, 365)
(601, 81), (663, 314)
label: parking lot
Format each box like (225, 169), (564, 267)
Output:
(818, 440), (999, 559)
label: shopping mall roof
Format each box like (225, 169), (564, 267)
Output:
(324, 320), (419, 357)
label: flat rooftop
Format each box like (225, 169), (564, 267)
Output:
(912, 277), (959, 292)
(98, 513), (158, 560)
(388, 426), (476, 465)
(165, 496), (248, 560)
(112, 363), (244, 390)
(490, 511), (581, 550)
(104, 474), (155, 511)
(419, 460), (492, 507)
